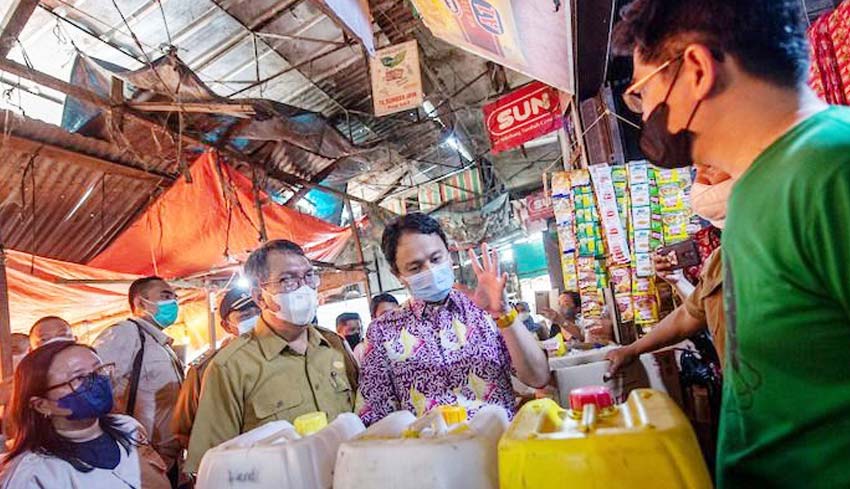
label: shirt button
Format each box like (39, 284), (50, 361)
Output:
(277, 401), (284, 408)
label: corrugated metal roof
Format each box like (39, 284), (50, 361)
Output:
(2, 0), (561, 262)
(0, 113), (169, 263)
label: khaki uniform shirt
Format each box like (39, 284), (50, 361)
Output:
(683, 248), (726, 365)
(93, 318), (184, 470)
(171, 336), (235, 450)
(184, 319), (356, 473)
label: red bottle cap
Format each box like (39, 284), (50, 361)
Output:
(569, 386), (614, 411)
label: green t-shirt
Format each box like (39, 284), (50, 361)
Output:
(719, 106), (850, 488)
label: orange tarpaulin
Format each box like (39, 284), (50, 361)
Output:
(5, 249), (137, 335)
(88, 151), (353, 278)
(4, 249), (200, 338)
(5, 248), (214, 361)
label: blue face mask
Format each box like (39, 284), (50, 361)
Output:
(405, 262), (455, 303)
(57, 374), (114, 421)
(146, 299), (179, 328)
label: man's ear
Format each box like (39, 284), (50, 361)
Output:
(252, 287), (276, 312)
(683, 44), (719, 102)
(131, 296), (144, 316)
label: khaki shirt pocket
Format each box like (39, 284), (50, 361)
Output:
(328, 365), (355, 411)
(250, 387), (304, 423)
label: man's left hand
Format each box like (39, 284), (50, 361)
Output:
(456, 243), (508, 317)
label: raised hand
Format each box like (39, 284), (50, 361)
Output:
(456, 243), (508, 317)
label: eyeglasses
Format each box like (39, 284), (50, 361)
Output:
(623, 54), (684, 114)
(45, 363), (115, 393)
(261, 270), (320, 293)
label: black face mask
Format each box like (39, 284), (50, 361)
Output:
(639, 61), (703, 169)
(345, 333), (361, 349)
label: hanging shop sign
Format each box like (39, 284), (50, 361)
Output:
(525, 190), (554, 222)
(370, 40), (424, 117)
(410, 0), (574, 93)
(483, 81), (563, 153)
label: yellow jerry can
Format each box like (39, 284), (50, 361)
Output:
(499, 387), (712, 488)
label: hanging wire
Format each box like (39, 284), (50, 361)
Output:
(801, 0), (812, 27)
(156, 0), (174, 47)
(602, 0), (618, 84)
(109, 0), (175, 98)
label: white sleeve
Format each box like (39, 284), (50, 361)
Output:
(0, 454), (48, 488)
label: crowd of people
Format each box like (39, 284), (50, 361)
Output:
(0, 0), (848, 488)
(0, 212), (553, 487)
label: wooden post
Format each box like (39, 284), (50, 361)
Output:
(206, 284), (217, 354)
(345, 197), (372, 299)
(0, 245), (14, 381)
(374, 252), (383, 293)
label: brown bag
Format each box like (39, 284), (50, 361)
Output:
(136, 443), (171, 489)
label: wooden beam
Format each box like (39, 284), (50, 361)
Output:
(128, 101), (256, 118)
(344, 197), (372, 299)
(0, 0), (39, 58)
(0, 246), (13, 381)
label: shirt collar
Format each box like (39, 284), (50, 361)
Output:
(407, 289), (466, 321)
(133, 317), (172, 345)
(255, 316), (328, 361)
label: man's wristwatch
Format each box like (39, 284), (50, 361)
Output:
(495, 308), (518, 330)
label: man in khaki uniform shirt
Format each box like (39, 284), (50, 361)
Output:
(171, 289), (260, 450)
(682, 249), (725, 364)
(93, 277), (184, 483)
(185, 240), (357, 474)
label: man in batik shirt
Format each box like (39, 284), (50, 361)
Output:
(357, 213), (550, 425)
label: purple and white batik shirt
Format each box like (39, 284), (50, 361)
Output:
(357, 290), (516, 425)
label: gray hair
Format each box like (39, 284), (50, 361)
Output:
(243, 239), (307, 287)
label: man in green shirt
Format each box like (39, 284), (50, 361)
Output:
(184, 240), (358, 474)
(613, 1), (850, 487)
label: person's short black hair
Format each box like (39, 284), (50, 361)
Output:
(370, 293), (399, 317)
(612, 0), (809, 88)
(29, 316), (71, 336)
(336, 312), (361, 326)
(244, 239), (307, 287)
(128, 276), (167, 310)
(381, 213), (449, 273)
(561, 291), (581, 308)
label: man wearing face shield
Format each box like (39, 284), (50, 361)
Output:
(356, 213), (550, 425)
(171, 289), (260, 451)
(613, 1), (850, 486)
(93, 276), (185, 485)
(185, 240), (358, 474)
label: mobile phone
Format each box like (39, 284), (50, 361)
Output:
(656, 239), (700, 270)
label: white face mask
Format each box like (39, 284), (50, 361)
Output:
(265, 285), (318, 326)
(690, 179), (735, 229)
(236, 316), (259, 335)
(404, 261), (455, 303)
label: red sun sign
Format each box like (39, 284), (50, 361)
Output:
(483, 81), (563, 153)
